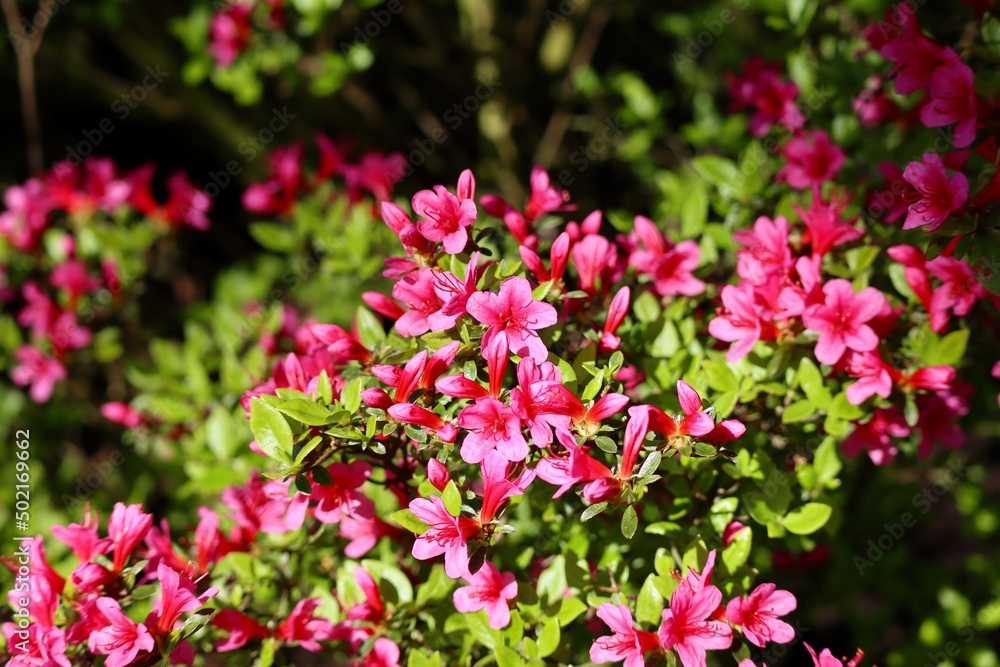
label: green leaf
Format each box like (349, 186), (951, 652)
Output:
(355, 306), (385, 348)
(249, 399), (294, 463)
(581, 502), (609, 521)
(416, 566), (453, 606)
(925, 329), (969, 367)
(633, 291), (662, 323)
(275, 399), (331, 426)
(681, 187), (708, 237)
(782, 400), (816, 423)
(249, 222), (299, 252)
(536, 617), (561, 658)
(783, 502), (833, 535)
(637, 451), (662, 479)
(721, 524), (752, 572)
(813, 437), (842, 487)
(341, 376), (363, 414)
(554, 597), (587, 626)
(580, 373), (604, 401)
(796, 358), (832, 409)
(621, 505), (638, 539)
(256, 637), (277, 667)
(495, 645), (524, 667)
(636, 574), (666, 624)
(702, 359), (739, 393)
(441, 481), (462, 517)
(316, 370), (333, 404)
(389, 509), (431, 535)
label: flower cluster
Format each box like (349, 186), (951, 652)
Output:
(2, 157), (210, 403)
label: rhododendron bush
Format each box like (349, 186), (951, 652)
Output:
(3, 1), (1000, 666)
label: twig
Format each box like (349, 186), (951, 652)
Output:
(1, 0), (49, 174)
(533, 0), (613, 167)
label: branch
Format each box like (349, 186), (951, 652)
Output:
(1, 0), (50, 175)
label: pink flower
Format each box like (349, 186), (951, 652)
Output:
(11, 346), (66, 403)
(525, 165), (575, 221)
(2, 623), (71, 667)
(802, 279), (886, 365)
(915, 390), (968, 458)
(726, 57), (803, 136)
(926, 255), (985, 318)
(412, 171), (477, 254)
(628, 217), (704, 297)
(310, 461), (375, 524)
(572, 234), (618, 296)
(658, 577), (732, 667)
(844, 351), (893, 405)
(590, 603), (660, 667)
(87, 597), (155, 667)
(901, 153), (968, 231)
(107, 502), (153, 572)
(708, 283), (762, 362)
(51, 506), (109, 562)
(842, 407), (911, 466)
(276, 598), (335, 652)
(162, 171), (212, 230)
(536, 429), (617, 499)
(221, 472), (308, 539)
(648, 382), (716, 440)
(50, 259), (99, 306)
(457, 397), (529, 464)
(725, 583), (797, 648)
(213, 610), (270, 652)
(340, 517), (395, 559)
(880, 35), (952, 95)
(601, 286), (631, 351)
(777, 130), (845, 190)
(478, 452), (534, 525)
(805, 644), (867, 667)
(466, 276), (558, 363)
(452, 561), (518, 629)
(381, 201), (431, 255)
(920, 59), (978, 149)
(392, 268), (446, 337)
(732, 215), (793, 284)
(408, 495), (480, 578)
(148, 562), (218, 636)
(358, 638), (402, 667)
(794, 196), (863, 259)
(209, 3), (252, 66)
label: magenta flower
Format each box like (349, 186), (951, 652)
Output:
(802, 279), (886, 365)
(466, 276), (558, 363)
(536, 428), (617, 499)
(590, 603), (661, 667)
(310, 461), (375, 524)
(915, 390), (968, 459)
(2, 623), (71, 667)
(524, 165), (575, 222)
(658, 578), (733, 667)
(601, 286), (631, 351)
(926, 255), (985, 319)
(628, 216), (704, 297)
(842, 407), (911, 466)
(359, 637), (403, 667)
(208, 3), (252, 66)
(412, 171), (477, 254)
(920, 59), (978, 149)
(732, 215), (792, 284)
(726, 56), (803, 136)
(408, 495), (481, 578)
(452, 560), (518, 629)
(51, 506), (108, 562)
(87, 597), (155, 667)
(708, 283), (762, 362)
(794, 197), (863, 259)
(844, 351), (893, 405)
(901, 153), (968, 231)
(457, 397), (529, 464)
(148, 562), (218, 636)
(805, 643), (867, 667)
(212, 609), (270, 652)
(646, 382), (716, 441)
(107, 502), (153, 573)
(725, 583), (797, 648)
(11, 345), (66, 403)
(880, 35), (952, 95)
(572, 234), (618, 296)
(392, 268), (446, 337)
(275, 598), (336, 652)
(776, 130), (845, 190)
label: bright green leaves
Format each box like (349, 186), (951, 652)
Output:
(249, 398), (293, 464)
(782, 502), (833, 535)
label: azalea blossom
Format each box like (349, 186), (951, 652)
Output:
(901, 153), (968, 232)
(87, 597), (155, 667)
(802, 280), (886, 366)
(452, 560), (518, 629)
(777, 130), (845, 190)
(457, 397), (528, 464)
(412, 170), (477, 254)
(408, 495), (480, 578)
(842, 407), (910, 466)
(920, 59), (978, 149)
(11, 345), (66, 403)
(658, 570), (733, 667)
(590, 603), (660, 667)
(466, 276), (558, 363)
(725, 583), (797, 648)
